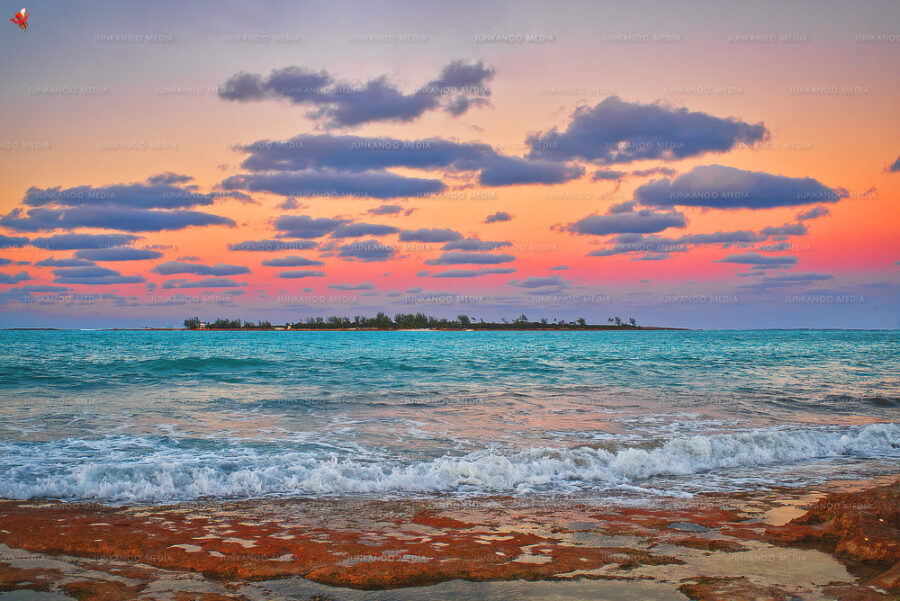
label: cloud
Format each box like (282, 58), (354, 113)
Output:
(719, 252), (798, 268)
(162, 277), (245, 289)
(0, 234), (29, 248)
(22, 176), (244, 209)
(31, 233), (139, 250)
(52, 266), (145, 285)
(236, 134), (489, 172)
(431, 268), (516, 278)
(796, 206), (830, 221)
(35, 257), (96, 267)
(262, 256), (324, 267)
(888, 155), (900, 173)
(442, 238), (511, 251)
(233, 133), (584, 188)
(759, 223), (807, 237)
(508, 275), (568, 288)
(592, 167), (677, 181)
(75, 248), (163, 261)
(568, 205), (686, 236)
(399, 228), (463, 243)
(675, 231), (763, 245)
(330, 223), (400, 238)
(484, 211), (512, 223)
(738, 272), (833, 289)
(278, 270), (326, 278)
(276, 196), (308, 210)
(549, 265), (569, 270)
(527, 96), (767, 164)
(152, 262), (250, 276)
(0, 271), (31, 284)
(228, 239), (318, 252)
(218, 60), (494, 127)
(273, 215), (350, 239)
(425, 251), (515, 265)
(222, 170), (445, 200)
(1, 206), (235, 232)
(586, 225), (810, 259)
(338, 240), (396, 262)
(635, 165), (845, 209)
(592, 169), (626, 181)
(145, 172), (194, 185)
(368, 204), (406, 216)
(328, 282), (374, 290)
(478, 156), (584, 186)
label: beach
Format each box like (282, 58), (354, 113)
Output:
(1, 476), (898, 600)
(0, 329), (897, 599)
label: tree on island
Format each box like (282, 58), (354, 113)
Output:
(183, 313), (653, 330)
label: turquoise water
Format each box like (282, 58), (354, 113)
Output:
(0, 330), (898, 502)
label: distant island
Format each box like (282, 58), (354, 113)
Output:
(183, 314), (679, 331)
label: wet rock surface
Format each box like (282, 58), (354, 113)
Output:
(0, 478), (897, 600)
(766, 479), (900, 594)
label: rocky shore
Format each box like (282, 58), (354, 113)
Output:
(1, 478), (897, 600)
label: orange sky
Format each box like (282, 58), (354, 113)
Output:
(0, 0), (897, 328)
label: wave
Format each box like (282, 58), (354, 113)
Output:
(0, 423), (897, 502)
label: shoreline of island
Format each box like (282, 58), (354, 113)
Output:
(0, 475), (897, 599)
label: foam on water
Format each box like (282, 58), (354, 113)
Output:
(1, 423), (897, 502)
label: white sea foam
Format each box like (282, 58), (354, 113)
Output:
(1, 423), (897, 502)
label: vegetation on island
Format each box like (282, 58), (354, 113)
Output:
(183, 313), (645, 330)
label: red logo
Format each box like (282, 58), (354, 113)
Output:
(10, 8), (28, 32)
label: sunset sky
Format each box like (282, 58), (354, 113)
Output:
(1, 0), (898, 328)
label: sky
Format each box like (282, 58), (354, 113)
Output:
(0, 0), (898, 328)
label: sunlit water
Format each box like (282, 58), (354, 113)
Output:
(1, 330), (897, 503)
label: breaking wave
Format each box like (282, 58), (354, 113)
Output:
(1, 422), (897, 503)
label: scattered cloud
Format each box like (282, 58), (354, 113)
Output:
(719, 252), (798, 268)
(484, 211), (512, 223)
(796, 206), (830, 221)
(399, 228), (463, 243)
(162, 277), (245, 289)
(273, 215), (350, 239)
(218, 60), (495, 127)
(337, 240), (396, 262)
(328, 282), (375, 290)
(75, 248), (163, 261)
(222, 170), (445, 200)
(228, 239), (318, 252)
(568, 204), (686, 236)
(278, 270), (326, 278)
(262, 256), (324, 267)
(442, 238), (510, 251)
(330, 223), (400, 238)
(635, 165), (845, 209)
(527, 96), (767, 164)
(431, 268), (516, 278)
(425, 251), (515, 265)
(0, 271), (31, 284)
(508, 275), (568, 288)
(152, 262), (250, 276)
(31, 233), (139, 250)
(52, 266), (145, 285)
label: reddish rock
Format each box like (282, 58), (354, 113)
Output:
(766, 480), (900, 592)
(821, 581), (898, 601)
(678, 576), (794, 601)
(870, 561), (900, 592)
(0, 564), (56, 592)
(63, 579), (144, 600)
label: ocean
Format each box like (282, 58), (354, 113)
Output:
(1, 329), (897, 503)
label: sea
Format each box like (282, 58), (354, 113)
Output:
(0, 329), (897, 504)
